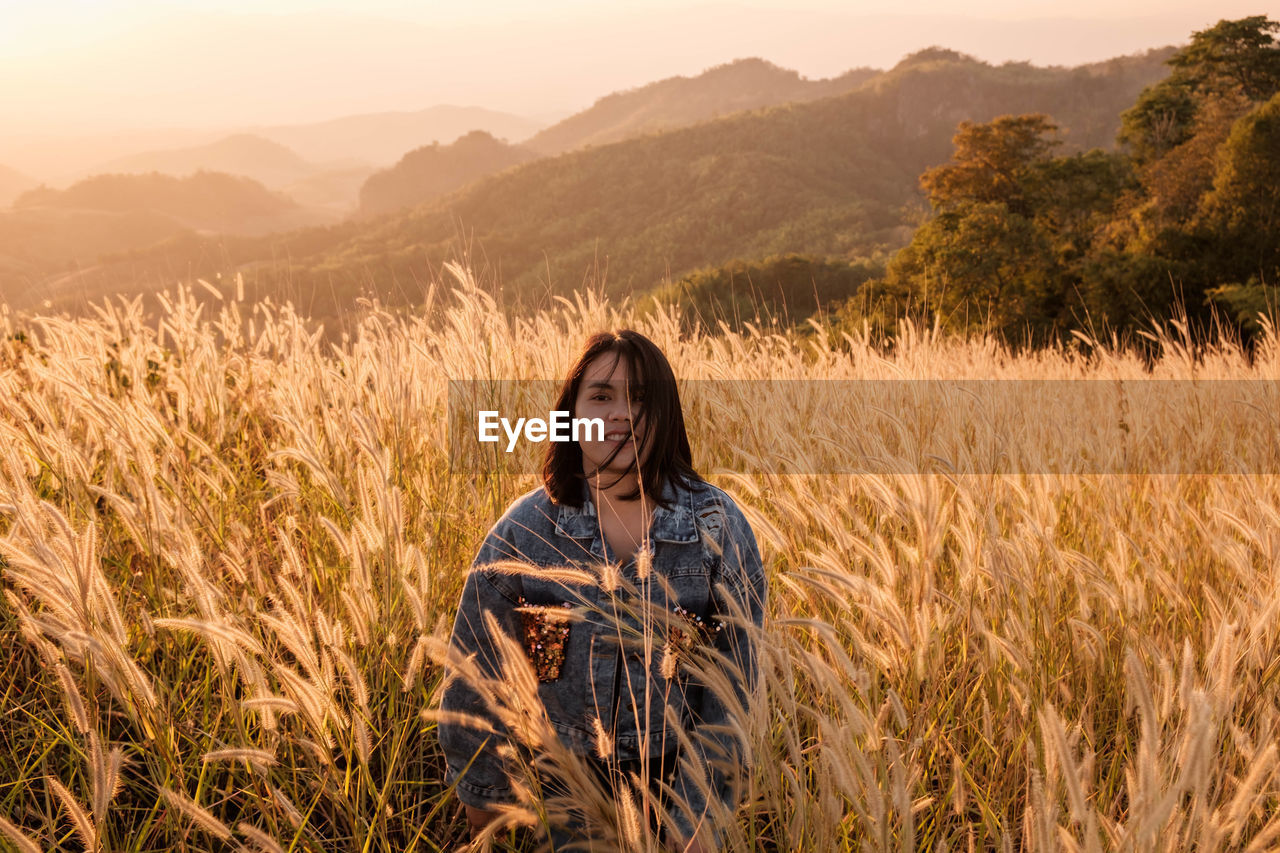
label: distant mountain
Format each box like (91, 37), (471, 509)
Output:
(359, 131), (537, 216)
(282, 166), (377, 216)
(256, 48), (1172, 307)
(12, 47), (1175, 319)
(865, 47), (1175, 156)
(14, 171), (309, 233)
(252, 105), (546, 167)
(525, 58), (879, 155)
(0, 171), (336, 299)
(0, 165), (37, 207)
(365, 61), (876, 215)
(0, 206), (189, 297)
(90, 134), (316, 188)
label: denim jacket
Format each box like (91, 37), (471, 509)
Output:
(438, 476), (766, 846)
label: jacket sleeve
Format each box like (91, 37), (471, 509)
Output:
(669, 503), (766, 849)
(438, 523), (525, 809)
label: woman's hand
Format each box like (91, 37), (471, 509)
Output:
(464, 804), (500, 837)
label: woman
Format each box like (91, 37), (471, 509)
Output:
(439, 329), (766, 852)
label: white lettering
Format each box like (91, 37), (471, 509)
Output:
(549, 410), (570, 441)
(478, 411), (606, 450)
(573, 417), (604, 442)
(503, 417), (525, 453)
(478, 411), (500, 442)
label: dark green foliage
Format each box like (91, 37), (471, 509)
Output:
(1120, 16), (1280, 163)
(1195, 92), (1280, 281)
(866, 116), (1134, 342)
(867, 15), (1280, 347)
(1205, 278), (1280, 335)
(642, 254), (884, 332)
(1096, 17), (1280, 335)
(919, 114), (1061, 216)
(1168, 15), (1280, 102)
(1118, 75), (1202, 163)
(882, 201), (1060, 340)
(1026, 149), (1135, 243)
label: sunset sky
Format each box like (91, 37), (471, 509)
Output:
(1, 1), (1275, 170)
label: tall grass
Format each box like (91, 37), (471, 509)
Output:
(1, 264), (1278, 851)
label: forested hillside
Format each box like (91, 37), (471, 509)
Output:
(524, 57), (879, 155)
(844, 16), (1280, 345)
(253, 105), (544, 166)
(9, 47), (1173, 326)
(642, 254), (885, 331)
(91, 135), (317, 188)
(0, 172), (330, 291)
(15, 171), (299, 227)
(359, 60), (876, 217)
(359, 131), (537, 216)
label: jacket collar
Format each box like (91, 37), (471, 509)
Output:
(555, 477), (699, 544)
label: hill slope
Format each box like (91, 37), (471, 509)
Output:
(91, 134), (317, 188)
(254, 105), (545, 166)
(525, 57), (878, 155)
(12, 48), (1174, 317)
(293, 49), (1174, 304)
(14, 171), (301, 231)
(0, 171), (332, 295)
(359, 131), (537, 216)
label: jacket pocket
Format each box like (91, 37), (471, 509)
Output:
(515, 597), (573, 682)
(665, 603), (724, 672)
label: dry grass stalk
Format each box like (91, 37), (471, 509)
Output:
(0, 267), (1276, 850)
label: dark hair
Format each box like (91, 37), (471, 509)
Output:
(542, 329), (700, 507)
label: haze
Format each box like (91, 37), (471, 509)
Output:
(0, 0), (1272, 179)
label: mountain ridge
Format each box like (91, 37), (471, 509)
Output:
(250, 105), (545, 166)
(359, 131), (538, 217)
(90, 134), (317, 189)
(525, 57), (880, 155)
(8, 47), (1177, 320)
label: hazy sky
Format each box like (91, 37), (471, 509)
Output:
(1, 1), (1276, 145)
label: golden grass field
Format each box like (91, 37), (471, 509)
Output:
(1, 264), (1279, 852)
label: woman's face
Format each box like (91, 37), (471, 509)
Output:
(575, 353), (650, 479)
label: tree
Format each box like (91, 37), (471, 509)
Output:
(878, 114), (1070, 341)
(1197, 92), (1280, 282)
(1169, 15), (1280, 101)
(875, 16), (1280, 344)
(1119, 15), (1279, 162)
(884, 201), (1058, 339)
(919, 114), (1059, 216)
(1024, 149), (1133, 252)
(1117, 83), (1199, 163)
